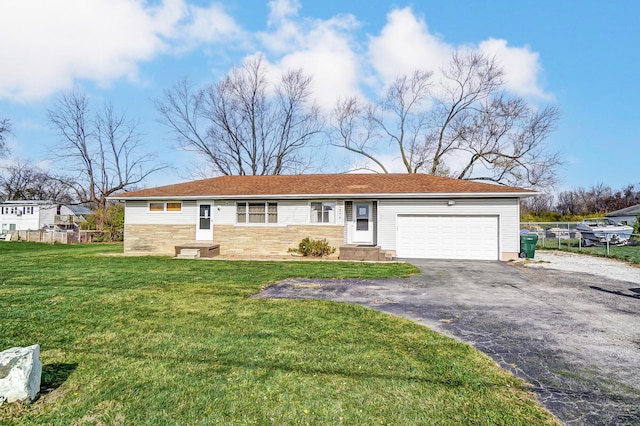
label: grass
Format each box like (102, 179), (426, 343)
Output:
(0, 242), (559, 425)
(537, 238), (640, 264)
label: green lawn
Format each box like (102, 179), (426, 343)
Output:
(537, 238), (640, 264)
(0, 242), (558, 425)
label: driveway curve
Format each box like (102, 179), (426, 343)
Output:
(258, 256), (640, 425)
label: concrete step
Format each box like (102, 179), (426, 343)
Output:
(176, 248), (200, 259)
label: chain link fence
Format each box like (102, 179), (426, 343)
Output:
(520, 221), (640, 258)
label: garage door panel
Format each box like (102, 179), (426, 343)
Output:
(397, 215), (498, 260)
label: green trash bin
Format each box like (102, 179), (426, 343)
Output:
(519, 233), (538, 258)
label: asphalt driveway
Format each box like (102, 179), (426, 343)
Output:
(258, 259), (640, 425)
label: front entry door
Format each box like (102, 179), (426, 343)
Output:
(196, 203), (213, 241)
(353, 202), (373, 244)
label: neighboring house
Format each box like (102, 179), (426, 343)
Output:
(0, 200), (93, 233)
(112, 174), (535, 261)
(605, 204), (640, 227)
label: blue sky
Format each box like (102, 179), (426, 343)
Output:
(1, 0), (638, 192)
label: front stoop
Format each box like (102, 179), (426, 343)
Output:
(339, 245), (394, 261)
(174, 243), (221, 259)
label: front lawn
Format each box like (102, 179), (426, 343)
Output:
(0, 242), (558, 425)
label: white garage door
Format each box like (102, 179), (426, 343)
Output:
(396, 215), (499, 260)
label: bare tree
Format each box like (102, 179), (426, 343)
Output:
(331, 97), (388, 172)
(521, 193), (555, 215)
(0, 117), (12, 157)
(47, 90), (166, 210)
(156, 55), (324, 176)
(0, 160), (72, 203)
(331, 70), (433, 173)
(331, 51), (561, 189)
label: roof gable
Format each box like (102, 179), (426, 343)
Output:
(113, 174), (534, 200)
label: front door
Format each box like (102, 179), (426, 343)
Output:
(196, 203), (213, 241)
(353, 202), (373, 244)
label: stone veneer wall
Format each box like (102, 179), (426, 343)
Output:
(213, 224), (344, 258)
(124, 224), (195, 255)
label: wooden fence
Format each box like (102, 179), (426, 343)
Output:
(6, 230), (99, 244)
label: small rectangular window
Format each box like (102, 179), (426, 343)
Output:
(149, 202), (182, 212)
(166, 202), (182, 212)
(149, 202), (164, 212)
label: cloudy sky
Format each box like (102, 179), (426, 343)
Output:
(1, 0), (638, 190)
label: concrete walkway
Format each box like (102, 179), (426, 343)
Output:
(258, 259), (640, 425)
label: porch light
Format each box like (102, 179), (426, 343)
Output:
(447, 200), (456, 206)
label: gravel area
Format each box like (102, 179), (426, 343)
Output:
(523, 250), (640, 284)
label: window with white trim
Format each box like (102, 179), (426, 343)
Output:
(148, 202), (182, 212)
(310, 201), (336, 223)
(236, 202), (277, 224)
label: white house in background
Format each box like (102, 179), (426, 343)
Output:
(605, 204), (640, 227)
(0, 200), (93, 233)
(112, 174), (536, 261)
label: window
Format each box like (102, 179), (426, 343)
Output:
(166, 202), (182, 212)
(236, 202), (277, 224)
(310, 201), (336, 223)
(149, 202), (165, 212)
(149, 202), (182, 212)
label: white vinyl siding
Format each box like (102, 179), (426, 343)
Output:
(125, 200), (196, 225)
(377, 198), (520, 255)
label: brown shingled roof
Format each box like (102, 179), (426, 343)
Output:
(113, 174), (534, 199)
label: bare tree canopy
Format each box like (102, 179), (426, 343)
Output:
(521, 183), (640, 218)
(47, 90), (166, 210)
(0, 117), (12, 157)
(156, 54), (324, 176)
(555, 183), (640, 216)
(0, 160), (72, 203)
(331, 51), (561, 189)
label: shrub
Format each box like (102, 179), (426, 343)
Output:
(82, 203), (124, 242)
(289, 237), (336, 257)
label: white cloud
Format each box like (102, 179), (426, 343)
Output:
(267, 0), (300, 27)
(367, 7), (549, 100)
(258, 0), (361, 110)
(0, 0), (243, 102)
(179, 2), (245, 49)
(479, 38), (551, 99)
(367, 7), (452, 89)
